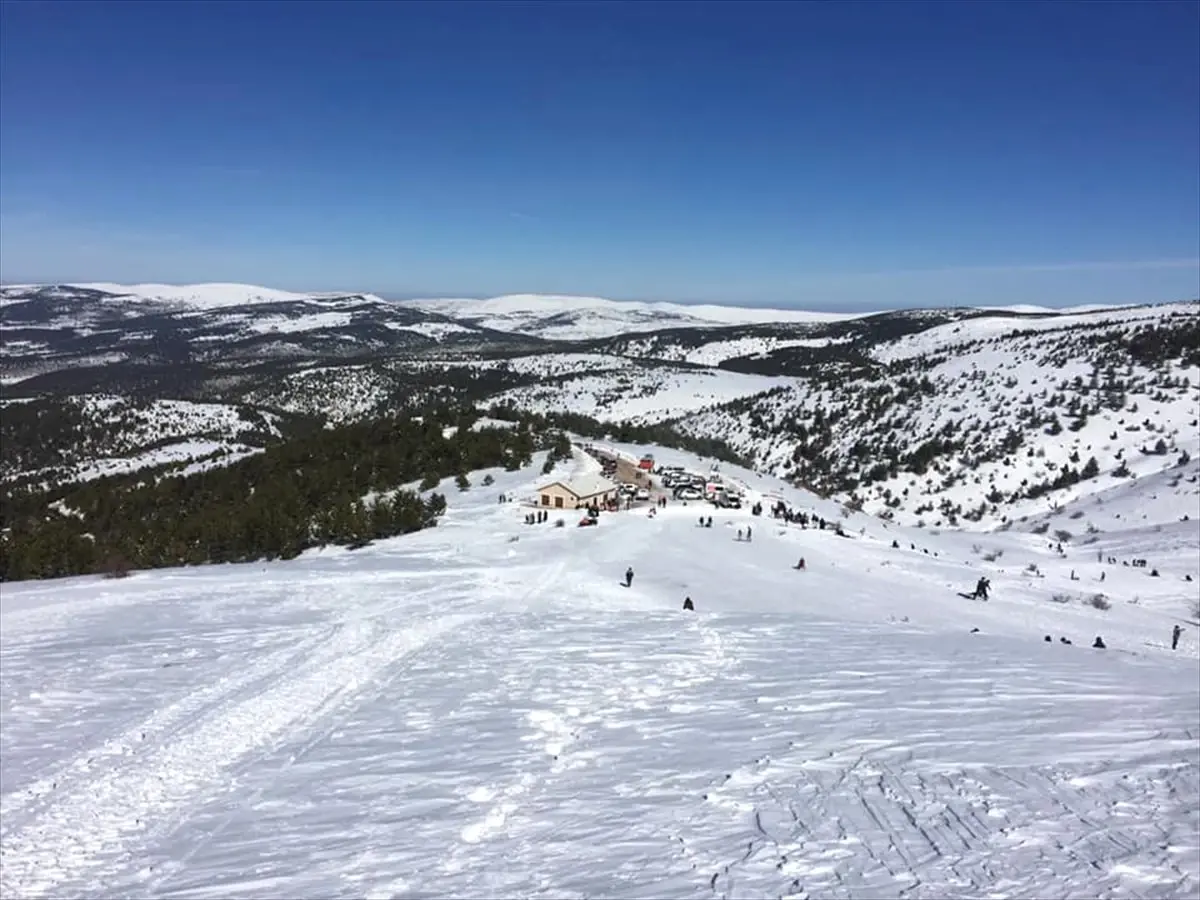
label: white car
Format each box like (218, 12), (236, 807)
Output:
(635, 487), (650, 501)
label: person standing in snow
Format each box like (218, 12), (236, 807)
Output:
(625, 567), (634, 587)
(683, 597), (694, 611)
(1173, 624), (1183, 650)
(746, 526), (752, 542)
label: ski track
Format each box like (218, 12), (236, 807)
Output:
(2, 455), (1198, 899)
(0, 609), (477, 899)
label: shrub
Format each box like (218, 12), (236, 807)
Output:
(102, 553), (131, 579)
(482, 473), (495, 486)
(1053, 529), (1072, 543)
(1086, 594), (1111, 611)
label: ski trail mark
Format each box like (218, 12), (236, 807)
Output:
(0, 613), (475, 900)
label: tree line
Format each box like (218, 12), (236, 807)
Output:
(0, 406), (547, 582)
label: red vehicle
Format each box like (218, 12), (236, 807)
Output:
(638, 454), (654, 471)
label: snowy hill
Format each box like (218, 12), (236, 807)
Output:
(407, 293), (868, 340)
(2, 446), (1196, 898)
(3, 282), (1196, 532)
(0, 394), (291, 488)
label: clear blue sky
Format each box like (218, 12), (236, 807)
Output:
(1, 0), (1197, 309)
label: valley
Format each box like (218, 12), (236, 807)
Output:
(1, 283), (1197, 898)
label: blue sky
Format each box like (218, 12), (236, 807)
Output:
(1, 0), (1197, 310)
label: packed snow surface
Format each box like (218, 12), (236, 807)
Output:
(2, 448), (1197, 899)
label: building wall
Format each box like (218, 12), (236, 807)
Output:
(537, 484), (618, 510)
(539, 483), (576, 509)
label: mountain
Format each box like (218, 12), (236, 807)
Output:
(405, 292), (869, 340)
(1, 442), (1196, 898)
(2, 282), (1197, 536)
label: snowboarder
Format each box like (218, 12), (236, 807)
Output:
(1172, 624), (1183, 650)
(683, 597), (694, 611)
(625, 567), (634, 588)
(794, 557), (806, 571)
(1093, 636), (1106, 649)
(706, 516), (713, 528)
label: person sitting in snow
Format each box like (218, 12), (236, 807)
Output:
(794, 557), (806, 571)
(683, 597), (694, 611)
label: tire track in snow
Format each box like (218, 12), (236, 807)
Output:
(0, 625), (329, 830)
(0, 612), (477, 900)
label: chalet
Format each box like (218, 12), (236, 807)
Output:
(537, 473), (619, 510)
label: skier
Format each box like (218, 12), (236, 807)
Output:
(683, 597), (694, 611)
(746, 526), (752, 542)
(737, 528), (743, 541)
(794, 557), (806, 571)
(625, 566), (634, 588)
(1172, 624), (1183, 650)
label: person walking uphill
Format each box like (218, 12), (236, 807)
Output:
(1173, 624), (1183, 650)
(625, 566), (634, 588)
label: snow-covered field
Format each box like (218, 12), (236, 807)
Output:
(2, 447), (1197, 900)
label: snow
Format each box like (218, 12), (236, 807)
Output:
(872, 302), (1196, 364)
(490, 366), (788, 425)
(408, 294), (871, 340)
(2, 446), (1197, 899)
(384, 320), (477, 340)
(70, 283), (315, 310)
(247, 312), (353, 334)
(70, 441), (261, 482)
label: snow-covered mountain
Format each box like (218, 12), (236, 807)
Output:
(2, 444), (1196, 898)
(3, 282), (1197, 533)
(406, 292), (869, 340)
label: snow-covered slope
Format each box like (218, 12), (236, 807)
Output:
(53, 283), (376, 311)
(407, 293), (869, 340)
(1, 447), (1196, 899)
(0, 395), (284, 486)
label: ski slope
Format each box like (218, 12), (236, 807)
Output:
(1, 449), (1197, 900)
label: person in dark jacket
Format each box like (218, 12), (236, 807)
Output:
(1172, 624), (1183, 650)
(683, 597), (694, 611)
(625, 567), (634, 587)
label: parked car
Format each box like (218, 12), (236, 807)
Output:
(635, 487), (650, 501)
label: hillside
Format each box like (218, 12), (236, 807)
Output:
(406, 293), (867, 340)
(2, 282), (1197, 535)
(2, 445), (1196, 898)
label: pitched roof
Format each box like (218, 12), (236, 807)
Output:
(543, 473), (617, 498)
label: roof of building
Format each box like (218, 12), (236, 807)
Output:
(542, 473), (617, 498)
